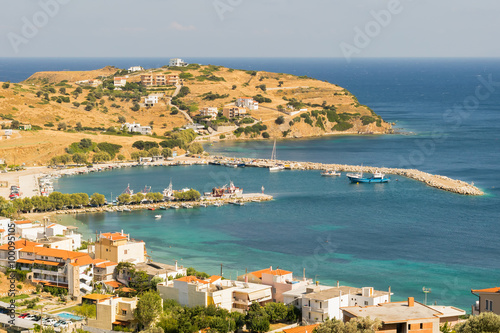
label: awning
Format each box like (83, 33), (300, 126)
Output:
(34, 260), (63, 266)
(248, 290), (271, 301)
(113, 320), (131, 326)
(17, 259), (34, 264)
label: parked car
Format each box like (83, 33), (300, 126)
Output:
(18, 313), (29, 318)
(26, 314), (36, 321)
(42, 318), (57, 326)
(59, 321), (69, 328)
(33, 315), (41, 321)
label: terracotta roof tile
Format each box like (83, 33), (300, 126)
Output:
(284, 324), (319, 333)
(472, 287), (500, 293)
(250, 267), (293, 279)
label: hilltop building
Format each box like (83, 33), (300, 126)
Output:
(236, 97), (259, 110)
(169, 58), (188, 67)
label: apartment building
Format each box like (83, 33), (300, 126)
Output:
(141, 73), (178, 87)
(199, 107), (219, 120)
(302, 284), (392, 324)
(236, 97), (259, 110)
(87, 297), (139, 331)
(94, 231), (146, 264)
(0, 239), (94, 296)
(158, 276), (272, 312)
(342, 297), (465, 333)
(223, 107), (246, 118)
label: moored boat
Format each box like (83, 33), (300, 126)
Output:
(321, 170), (341, 177)
(346, 170), (390, 183)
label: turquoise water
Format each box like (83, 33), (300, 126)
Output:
(8, 57), (499, 312)
(57, 312), (83, 321)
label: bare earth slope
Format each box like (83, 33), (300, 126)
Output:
(0, 64), (392, 165)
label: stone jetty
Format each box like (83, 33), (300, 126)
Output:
(210, 156), (484, 196)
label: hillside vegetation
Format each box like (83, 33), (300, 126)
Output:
(0, 64), (392, 165)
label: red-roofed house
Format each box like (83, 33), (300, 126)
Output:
(471, 287), (500, 315)
(95, 231), (145, 264)
(236, 97), (258, 110)
(114, 77), (127, 87)
(237, 266), (309, 303)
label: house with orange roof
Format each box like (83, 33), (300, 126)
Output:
(238, 266), (312, 303)
(93, 259), (118, 282)
(341, 297), (465, 333)
(94, 231), (145, 264)
(1, 241), (95, 297)
(471, 286), (500, 315)
(157, 275), (271, 312)
(114, 76), (127, 87)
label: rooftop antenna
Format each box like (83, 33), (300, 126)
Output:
(422, 287), (431, 305)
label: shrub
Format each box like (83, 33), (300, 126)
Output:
(262, 132), (270, 139)
(333, 121), (354, 131)
(2, 82), (10, 89)
(275, 116), (285, 125)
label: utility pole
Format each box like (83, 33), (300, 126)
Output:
(220, 263), (223, 277)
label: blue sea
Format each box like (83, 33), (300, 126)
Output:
(2, 57), (499, 311)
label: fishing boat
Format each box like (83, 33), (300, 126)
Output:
(154, 215), (162, 219)
(346, 170), (390, 183)
(234, 201), (245, 206)
(269, 140), (285, 172)
(141, 185), (151, 195)
(122, 207), (131, 212)
(171, 205), (180, 209)
(214, 202), (223, 207)
(182, 203), (193, 209)
(122, 184), (134, 196)
(159, 206), (167, 210)
(321, 170), (341, 177)
(148, 207), (156, 211)
(162, 180), (174, 199)
(200, 203), (207, 207)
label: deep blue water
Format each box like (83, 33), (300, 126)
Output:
(2, 57), (500, 311)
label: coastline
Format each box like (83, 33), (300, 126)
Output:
(3, 154), (483, 221)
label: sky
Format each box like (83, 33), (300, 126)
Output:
(0, 0), (499, 58)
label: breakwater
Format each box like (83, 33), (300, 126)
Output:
(210, 156), (484, 196)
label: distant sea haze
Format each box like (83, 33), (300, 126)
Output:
(6, 57), (500, 311)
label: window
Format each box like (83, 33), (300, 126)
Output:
(122, 310), (127, 315)
(364, 301), (368, 305)
(486, 299), (490, 311)
(420, 323), (423, 329)
(308, 313), (311, 319)
(124, 250), (128, 255)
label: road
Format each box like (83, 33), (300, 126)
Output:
(168, 84), (194, 124)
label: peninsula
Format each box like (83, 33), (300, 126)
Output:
(0, 62), (392, 166)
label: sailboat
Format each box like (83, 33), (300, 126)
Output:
(269, 140), (284, 172)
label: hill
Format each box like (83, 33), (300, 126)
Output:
(0, 64), (392, 165)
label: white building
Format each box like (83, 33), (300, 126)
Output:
(236, 97), (259, 110)
(144, 95), (159, 107)
(158, 276), (272, 312)
(122, 122), (152, 135)
(36, 222), (82, 250)
(301, 284), (391, 324)
(114, 77), (127, 87)
(128, 66), (144, 72)
(169, 58), (188, 67)
(199, 107), (219, 120)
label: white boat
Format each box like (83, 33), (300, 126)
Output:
(200, 203), (207, 207)
(214, 202), (223, 207)
(171, 205), (180, 209)
(321, 170), (341, 177)
(252, 199), (261, 203)
(122, 207), (131, 212)
(162, 180), (174, 199)
(154, 215), (162, 219)
(182, 204), (193, 209)
(235, 201), (245, 206)
(269, 140), (284, 172)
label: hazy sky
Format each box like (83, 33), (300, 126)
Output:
(1, 0), (499, 58)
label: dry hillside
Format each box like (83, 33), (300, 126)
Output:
(0, 64), (392, 165)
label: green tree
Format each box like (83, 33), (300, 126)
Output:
(262, 132), (270, 139)
(134, 291), (163, 329)
(131, 103), (140, 111)
(73, 303), (96, 319)
(2, 82), (10, 89)
(72, 153), (87, 165)
(90, 193), (106, 206)
(75, 122), (83, 131)
(188, 142), (203, 154)
(149, 147), (161, 156)
(275, 116), (285, 125)
(118, 115), (126, 123)
(161, 148), (172, 158)
(92, 152), (111, 163)
(117, 193), (131, 205)
(59, 87), (66, 94)
(132, 192), (145, 204)
(263, 302), (288, 323)
(246, 302), (270, 333)
(455, 312), (500, 333)
(117, 154), (126, 161)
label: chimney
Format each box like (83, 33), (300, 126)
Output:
(408, 297), (414, 307)
(388, 286), (391, 302)
(175, 260), (178, 270)
(303, 268), (306, 282)
(316, 280), (319, 286)
(270, 265), (272, 271)
(245, 268), (248, 283)
(337, 280), (339, 288)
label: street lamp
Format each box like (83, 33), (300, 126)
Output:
(422, 287), (431, 305)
